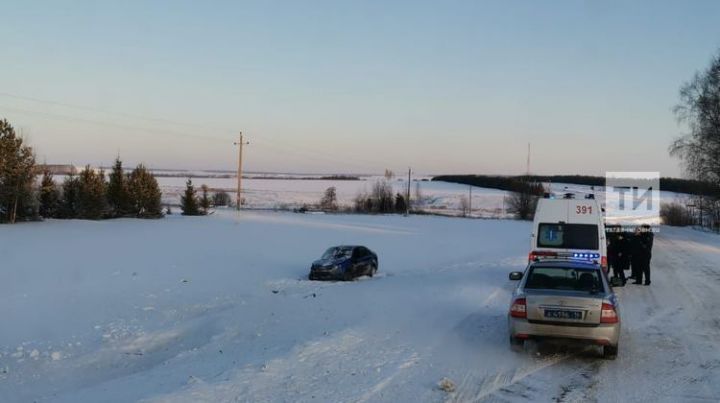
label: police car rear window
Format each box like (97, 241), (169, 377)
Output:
(537, 223), (599, 250)
(525, 266), (604, 292)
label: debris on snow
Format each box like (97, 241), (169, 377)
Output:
(438, 377), (456, 393)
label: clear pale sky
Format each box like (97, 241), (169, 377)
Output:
(1, 1), (719, 176)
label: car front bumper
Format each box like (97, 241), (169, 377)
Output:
(508, 317), (620, 346)
(309, 269), (342, 280)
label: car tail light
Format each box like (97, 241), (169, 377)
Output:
(510, 297), (527, 318)
(600, 303), (619, 324)
(528, 251), (557, 262)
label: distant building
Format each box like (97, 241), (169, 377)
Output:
(35, 164), (77, 175)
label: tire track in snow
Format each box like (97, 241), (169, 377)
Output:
(447, 229), (720, 402)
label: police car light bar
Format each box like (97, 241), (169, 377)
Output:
(529, 250), (601, 264)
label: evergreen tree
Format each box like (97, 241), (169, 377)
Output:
(77, 166), (107, 219)
(199, 184), (211, 214)
(128, 164), (162, 218)
(107, 157), (131, 216)
(180, 179), (200, 215)
(0, 118), (36, 223)
(60, 172), (80, 218)
(38, 169), (60, 218)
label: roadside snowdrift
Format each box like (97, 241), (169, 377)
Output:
(0, 212), (718, 402)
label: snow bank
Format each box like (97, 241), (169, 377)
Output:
(1, 211), (718, 402)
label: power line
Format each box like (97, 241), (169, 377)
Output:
(0, 92), (416, 174)
(4, 103), (381, 171)
(0, 91), (236, 134)
(0, 105), (231, 143)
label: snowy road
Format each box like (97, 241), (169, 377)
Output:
(0, 212), (718, 402)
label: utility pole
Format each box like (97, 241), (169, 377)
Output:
(406, 167), (411, 216)
(526, 142), (531, 177)
(469, 186), (472, 217)
(234, 132), (249, 210)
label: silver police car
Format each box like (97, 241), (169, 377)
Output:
(508, 259), (622, 359)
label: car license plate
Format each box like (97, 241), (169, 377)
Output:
(544, 309), (583, 320)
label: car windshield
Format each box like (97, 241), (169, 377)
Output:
(322, 247), (353, 260)
(537, 223), (599, 249)
(525, 266), (604, 293)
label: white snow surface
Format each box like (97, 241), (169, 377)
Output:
(1, 211), (719, 402)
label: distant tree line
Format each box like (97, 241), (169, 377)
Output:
(433, 174), (720, 197)
(294, 181), (409, 214)
(1, 117), (163, 223)
(353, 180), (408, 214)
(38, 158), (163, 220)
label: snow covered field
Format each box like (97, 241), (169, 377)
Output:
(53, 171), (692, 218)
(156, 175), (511, 217)
(155, 175), (690, 218)
(1, 211), (719, 402)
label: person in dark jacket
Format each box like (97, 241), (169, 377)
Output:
(631, 225), (654, 285)
(607, 230), (626, 284)
(615, 232), (631, 284)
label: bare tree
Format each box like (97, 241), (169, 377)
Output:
(660, 202), (693, 226)
(414, 181), (424, 207)
(670, 50), (720, 230)
(320, 186), (338, 211)
(212, 191), (232, 207)
(505, 178), (544, 220)
(353, 180), (394, 213)
(371, 180), (394, 213)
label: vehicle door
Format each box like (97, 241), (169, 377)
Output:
(353, 248), (370, 275)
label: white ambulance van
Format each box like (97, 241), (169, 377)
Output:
(529, 193), (607, 270)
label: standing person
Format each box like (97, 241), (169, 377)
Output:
(615, 232), (630, 285)
(637, 224), (654, 286)
(630, 228), (644, 284)
(607, 230), (626, 284)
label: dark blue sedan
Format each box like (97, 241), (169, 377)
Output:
(308, 246), (378, 281)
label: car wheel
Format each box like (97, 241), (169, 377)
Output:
(602, 344), (618, 360)
(510, 336), (524, 352)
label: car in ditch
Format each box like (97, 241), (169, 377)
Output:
(507, 259), (622, 359)
(308, 246), (378, 281)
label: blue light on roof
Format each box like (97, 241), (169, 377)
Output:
(571, 252), (600, 260)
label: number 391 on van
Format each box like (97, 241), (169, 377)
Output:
(529, 194), (607, 270)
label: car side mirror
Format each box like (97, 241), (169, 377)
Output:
(509, 271), (523, 281)
(610, 277), (624, 287)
